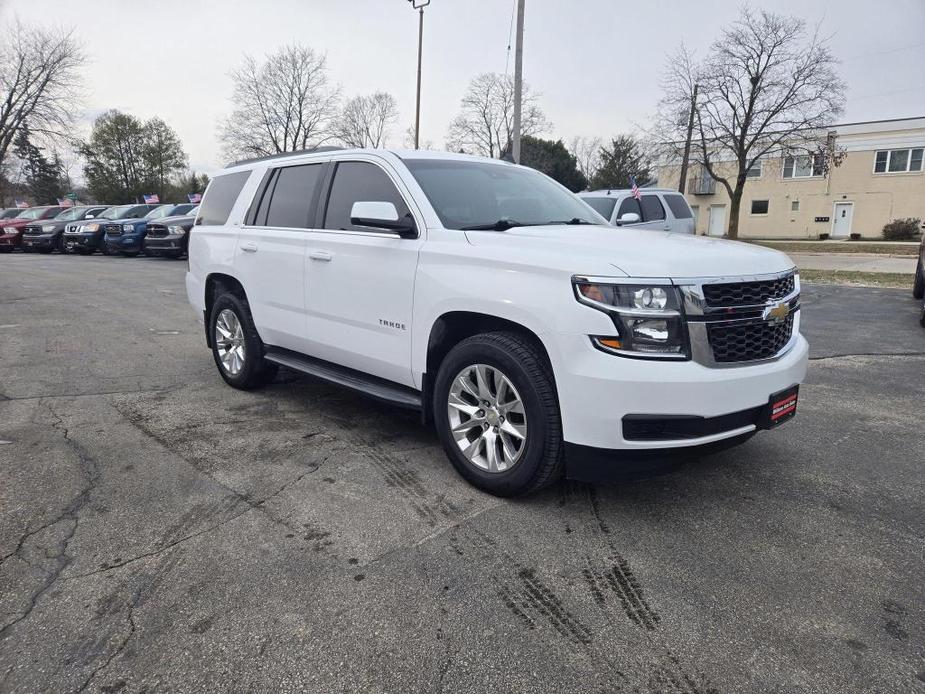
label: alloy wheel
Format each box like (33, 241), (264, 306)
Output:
(215, 309), (246, 376)
(447, 363), (527, 473)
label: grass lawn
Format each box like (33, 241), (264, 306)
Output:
(748, 241), (920, 256)
(799, 269), (915, 289)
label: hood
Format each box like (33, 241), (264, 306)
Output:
(149, 213), (195, 226)
(464, 225), (795, 279)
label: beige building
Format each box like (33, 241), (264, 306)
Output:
(657, 116), (925, 239)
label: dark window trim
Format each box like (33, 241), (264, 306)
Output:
(246, 162), (327, 230)
(639, 194), (666, 222)
(320, 159), (414, 235)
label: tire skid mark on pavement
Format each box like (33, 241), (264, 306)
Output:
(452, 528), (594, 647)
(560, 482), (717, 694)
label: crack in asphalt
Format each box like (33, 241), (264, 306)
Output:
(115, 405), (329, 538)
(809, 351), (925, 361)
(73, 584), (142, 694)
(0, 382), (192, 402)
(0, 401), (100, 641)
(64, 453), (332, 582)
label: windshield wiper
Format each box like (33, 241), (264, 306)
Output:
(461, 219), (524, 231)
(540, 218), (595, 226)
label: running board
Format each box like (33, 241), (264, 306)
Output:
(264, 347), (422, 410)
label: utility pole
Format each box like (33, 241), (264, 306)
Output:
(407, 0), (431, 150)
(511, 0), (525, 164)
(678, 82), (698, 194)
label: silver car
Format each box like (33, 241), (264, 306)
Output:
(580, 188), (696, 234)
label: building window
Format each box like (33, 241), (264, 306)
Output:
(874, 148), (923, 174)
(791, 200), (800, 212)
(746, 160), (762, 178)
(783, 154), (824, 178)
(751, 200), (769, 215)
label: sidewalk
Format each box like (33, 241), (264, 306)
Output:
(788, 252), (917, 274)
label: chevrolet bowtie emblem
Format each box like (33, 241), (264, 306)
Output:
(763, 302), (791, 324)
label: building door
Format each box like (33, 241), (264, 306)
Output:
(832, 202), (854, 238)
(707, 204), (726, 237)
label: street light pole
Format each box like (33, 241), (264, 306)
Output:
(408, 0), (431, 150)
(512, 0), (525, 164)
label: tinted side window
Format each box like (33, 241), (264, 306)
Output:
(264, 164), (323, 228)
(324, 162), (410, 232)
(640, 195), (665, 221)
(663, 194), (692, 219)
(617, 197), (642, 220)
(199, 171), (250, 226)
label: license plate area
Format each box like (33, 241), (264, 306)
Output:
(761, 386), (799, 429)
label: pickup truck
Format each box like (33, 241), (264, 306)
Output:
(186, 148), (807, 496)
(62, 204), (159, 254)
(0, 206), (67, 252)
(103, 203), (196, 256)
(21, 206), (108, 253)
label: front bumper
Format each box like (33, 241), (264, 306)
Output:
(21, 234), (55, 250)
(0, 234), (20, 248)
(105, 234), (144, 253)
(547, 324), (809, 478)
(63, 233), (101, 250)
(144, 234), (185, 252)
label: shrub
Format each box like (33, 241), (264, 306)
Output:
(882, 218), (921, 241)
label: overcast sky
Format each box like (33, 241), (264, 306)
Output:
(4, 0), (924, 175)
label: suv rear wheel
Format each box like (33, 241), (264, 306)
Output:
(209, 293), (278, 390)
(433, 331), (564, 496)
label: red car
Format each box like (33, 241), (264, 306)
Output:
(0, 206), (67, 252)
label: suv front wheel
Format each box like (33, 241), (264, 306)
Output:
(433, 332), (564, 496)
(209, 293), (278, 390)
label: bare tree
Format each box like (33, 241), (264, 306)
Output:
(446, 73), (549, 158)
(402, 124), (434, 150)
(0, 20), (84, 196)
(654, 10), (845, 238)
(568, 136), (603, 184)
(219, 45), (341, 162)
(336, 92), (398, 148)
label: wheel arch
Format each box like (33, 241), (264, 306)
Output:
(421, 310), (555, 426)
(204, 273), (247, 348)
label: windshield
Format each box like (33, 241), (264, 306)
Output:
(0, 208), (21, 219)
(98, 205), (134, 219)
(581, 197), (617, 221)
(403, 159), (606, 230)
(188, 205), (200, 216)
(18, 207), (52, 220)
(54, 207), (88, 221)
(144, 205), (173, 219)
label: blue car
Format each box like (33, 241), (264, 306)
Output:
(103, 203), (196, 256)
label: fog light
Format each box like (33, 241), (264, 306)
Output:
(631, 319), (669, 342)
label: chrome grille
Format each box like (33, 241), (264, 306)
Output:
(707, 315), (795, 363)
(702, 273), (795, 308)
(146, 223), (168, 238)
(103, 223), (122, 235)
(22, 225), (43, 235)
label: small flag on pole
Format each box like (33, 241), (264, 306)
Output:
(143, 194), (160, 204)
(14, 199), (28, 208)
(188, 193), (202, 203)
(629, 176), (642, 201)
(57, 198), (74, 207)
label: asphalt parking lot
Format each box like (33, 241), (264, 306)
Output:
(1, 253), (923, 694)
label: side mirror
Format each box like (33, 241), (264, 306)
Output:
(617, 212), (641, 225)
(350, 201), (416, 238)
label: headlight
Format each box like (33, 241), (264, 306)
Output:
(573, 277), (689, 359)
(167, 225), (186, 235)
(42, 224), (56, 232)
(122, 224), (135, 232)
(84, 224), (99, 232)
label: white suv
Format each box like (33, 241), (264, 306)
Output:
(186, 149), (807, 496)
(580, 188), (696, 234)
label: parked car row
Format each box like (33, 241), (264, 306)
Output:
(0, 203), (199, 258)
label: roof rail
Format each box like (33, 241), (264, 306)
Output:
(226, 146), (344, 168)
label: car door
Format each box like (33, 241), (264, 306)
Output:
(303, 158), (424, 388)
(234, 162), (325, 353)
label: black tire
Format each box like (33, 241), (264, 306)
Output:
(55, 235), (66, 254)
(164, 251), (183, 260)
(122, 251), (139, 258)
(208, 292), (278, 390)
(432, 331), (564, 497)
(913, 257), (924, 300)
(98, 243), (110, 256)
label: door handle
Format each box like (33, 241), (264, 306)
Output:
(241, 242), (258, 253)
(309, 250), (333, 262)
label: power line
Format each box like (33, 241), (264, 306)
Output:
(842, 41), (925, 62)
(505, 0), (516, 74)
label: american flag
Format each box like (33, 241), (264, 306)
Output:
(188, 193), (202, 203)
(14, 199), (28, 208)
(143, 194), (160, 204)
(629, 176), (642, 201)
(57, 198), (74, 207)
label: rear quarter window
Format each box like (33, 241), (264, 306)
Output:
(198, 171), (251, 226)
(663, 194), (693, 219)
(640, 195), (665, 221)
(581, 197), (617, 220)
